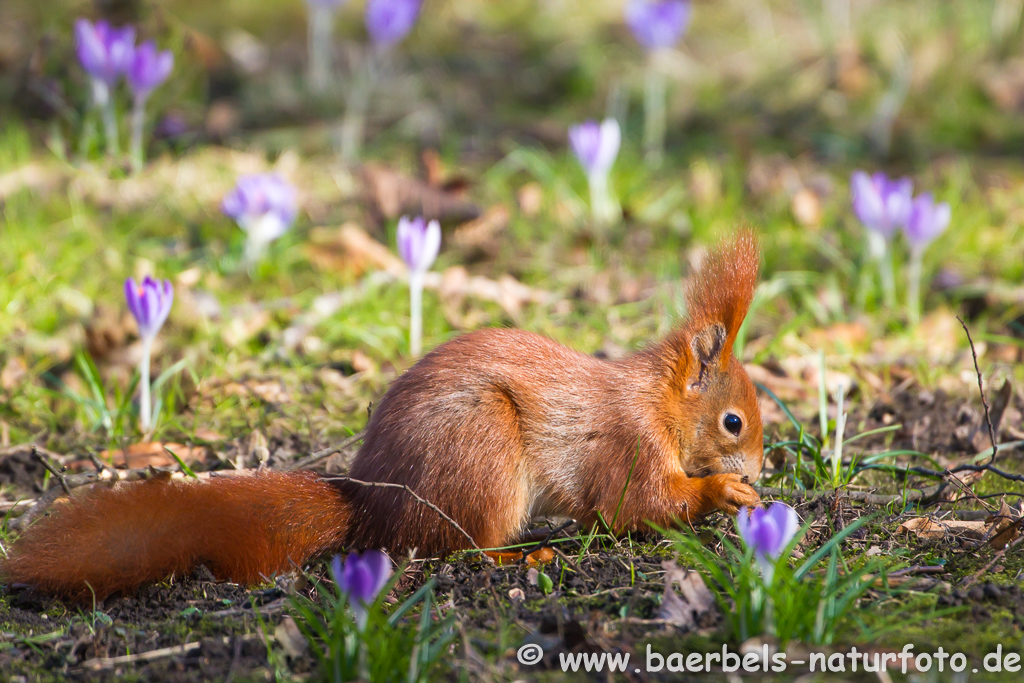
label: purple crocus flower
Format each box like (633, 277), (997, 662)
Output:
(736, 503), (799, 585)
(124, 276), (174, 340)
(76, 19), (136, 156)
(397, 215), (441, 273)
(124, 276), (173, 432)
(569, 119), (621, 179)
(625, 0), (692, 51)
(397, 215), (440, 357)
(126, 40), (174, 172)
(222, 174), (298, 263)
(365, 0), (422, 49)
(127, 41), (173, 102)
(850, 171), (914, 239)
(75, 19), (136, 86)
(330, 550), (393, 626)
(904, 192), (951, 253)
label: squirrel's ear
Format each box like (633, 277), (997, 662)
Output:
(686, 322), (727, 390)
(682, 232), (759, 376)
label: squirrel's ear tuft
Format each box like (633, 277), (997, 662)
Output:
(684, 231), (759, 369)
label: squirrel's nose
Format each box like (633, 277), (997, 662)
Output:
(718, 451), (764, 483)
(718, 453), (747, 475)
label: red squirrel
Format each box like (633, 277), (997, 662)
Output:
(2, 234), (763, 600)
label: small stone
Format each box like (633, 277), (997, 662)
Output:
(967, 587), (984, 601)
(983, 584), (1002, 600)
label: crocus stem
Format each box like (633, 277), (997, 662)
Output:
(357, 631), (369, 681)
(139, 336), (153, 433)
(307, 3), (334, 94)
(130, 97), (146, 174)
(908, 248), (924, 326)
(92, 80), (119, 157)
(409, 270), (424, 357)
(759, 559), (775, 588)
(79, 113), (97, 159)
(339, 104), (366, 164)
(103, 98), (119, 157)
(880, 248), (896, 309)
(339, 50), (374, 164)
(832, 383), (847, 487)
(866, 231), (895, 309)
(588, 171), (617, 231)
(243, 236), (269, 270)
(643, 65), (667, 167)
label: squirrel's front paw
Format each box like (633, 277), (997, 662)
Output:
(698, 473), (760, 516)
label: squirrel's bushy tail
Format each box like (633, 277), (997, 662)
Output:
(2, 471), (350, 601)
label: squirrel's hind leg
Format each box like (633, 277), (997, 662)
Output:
(345, 382), (533, 556)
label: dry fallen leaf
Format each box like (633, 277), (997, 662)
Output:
(221, 308), (272, 347)
(897, 516), (988, 542)
(193, 429), (228, 442)
(362, 163), (480, 223)
(84, 304), (134, 363)
(249, 430), (270, 464)
(1, 356), (27, 392)
(986, 500), (1022, 550)
(93, 442), (206, 470)
(778, 355), (856, 398)
(306, 222), (405, 276)
(451, 205), (510, 257)
(982, 59), (1024, 112)
(744, 363), (807, 402)
(517, 182), (543, 217)
(275, 616), (308, 659)
(658, 560), (716, 629)
(0, 162), (67, 201)
(791, 187), (822, 229)
(223, 379), (290, 404)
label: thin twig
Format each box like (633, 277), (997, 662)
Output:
(888, 564), (946, 578)
(948, 463), (1024, 484)
(80, 635), (262, 671)
(957, 316), (998, 465)
(960, 532), (1024, 589)
(943, 469), (998, 513)
(31, 446), (70, 496)
(755, 484), (944, 506)
(520, 520), (577, 557)
(87, 451), (110, 475)
(323, 475), (480, 550)
(550, 546), (595, 582)
(286, 431), (364, 472)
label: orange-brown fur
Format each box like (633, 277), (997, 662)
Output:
(2, 234), (763, 600)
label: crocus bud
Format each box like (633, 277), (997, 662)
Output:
(127, 41), (174, 101)
(222, 174), (298, 261)
(904, 192), (951, 254)
(365, 0), (422, 49)
(625, 0), (692, 51)
(330, 550), (392, 626)
(569, 119), (621, 179)
(75, 19), (136, 86)
(124, 276), (174, 340)
(397, 215), (441, 273)
(736, 503), (799, 585)
(850, 171), (913, 240)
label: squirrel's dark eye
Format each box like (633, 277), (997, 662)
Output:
(723, 413), (743, 436)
